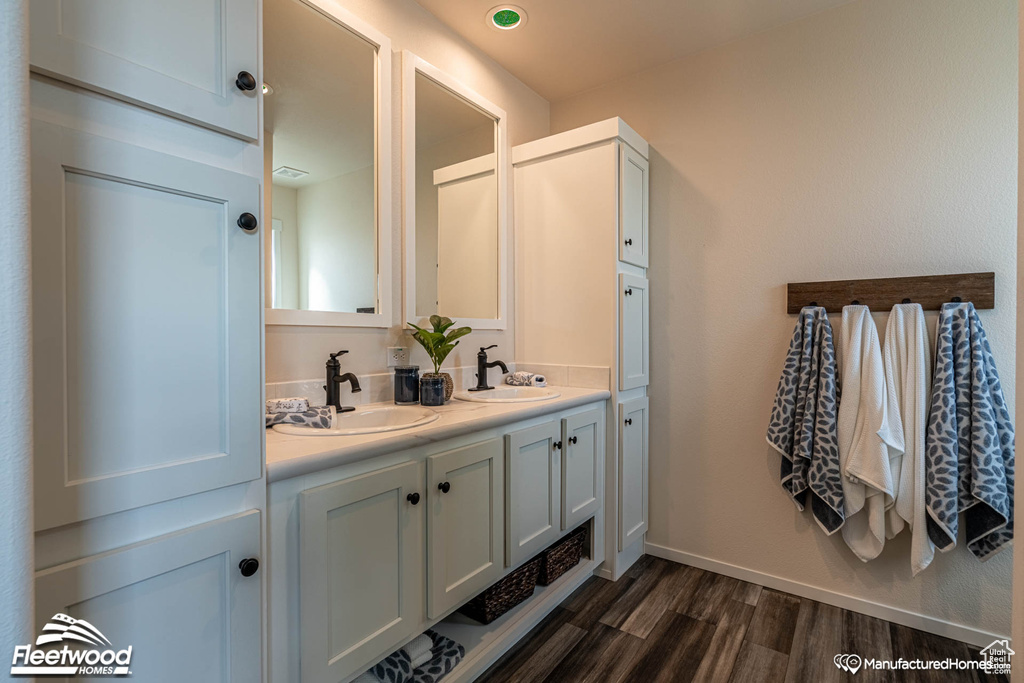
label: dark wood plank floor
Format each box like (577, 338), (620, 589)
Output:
(478, 556), (1008, 683)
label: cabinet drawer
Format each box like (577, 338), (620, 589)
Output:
(619, 273), (651, 390)
(505, 421), (562, 567)
(300, 462), (425, 683)
(35, 511), (262, 683)
(619, 397), (649, 550)
(428, 439), (504, 618)
(619, 142), (649, 267)
(30, 0), (260, 139)
(562, 409), (604, 530)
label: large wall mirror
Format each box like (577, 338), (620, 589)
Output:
(403, 52), (508, 330)
(264, 0), (391, 327)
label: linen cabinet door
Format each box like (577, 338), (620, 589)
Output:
(29, 0), (259, 139)
(562, 409), (604, 530)
(619, 273), (650, 390)
(428, 439), (504, 618)
(619, 143), (649, 267)
(31, 122), (262, 530)
(619, 397), (649, 551)
(300, 462), (425, 683)
(505, 421), (562, 567)
(33, 511), (262, 683)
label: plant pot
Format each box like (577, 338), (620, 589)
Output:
(423, 372), (454, 402)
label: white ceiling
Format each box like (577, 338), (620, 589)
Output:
(414, 0), (854, 101)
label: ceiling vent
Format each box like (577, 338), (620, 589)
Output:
(272, 166), (309, 180)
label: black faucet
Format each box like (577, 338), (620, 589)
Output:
(324, 350), (361, 413)
(469, 345), (509, 391)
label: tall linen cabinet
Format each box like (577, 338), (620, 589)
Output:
(514, 118), (650, 579)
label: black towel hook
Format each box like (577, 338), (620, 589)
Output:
(809, 301), (818, 307)
(851, 300), (860, 305)
(902, 298), (911, 304)
(951, 296), (962, 303)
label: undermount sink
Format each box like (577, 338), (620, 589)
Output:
(272, 405), (439, 436)
(453, 386), (561, 403)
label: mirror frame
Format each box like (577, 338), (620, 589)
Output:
(402, 51), (509, 331)
(264, 0), (392, 328)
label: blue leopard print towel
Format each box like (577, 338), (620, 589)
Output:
(925, 302), (1015, 561)
(766, 306), (845, 535)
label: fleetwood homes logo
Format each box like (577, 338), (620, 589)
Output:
(10, 613), (133, 677)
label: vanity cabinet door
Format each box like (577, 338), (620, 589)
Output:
(562, 409), (604, 530)
(35, 511), (262, 683)
(619, 397), (650, 551)
(428, 439), (504, 618)
(300, 462), (425, 683)
(619, 143), (649, 267)
(505, 421), (562, 567)
(29, 0), (259, 139)
(31, 122), (262, 530)
(619, 273), (651, 390)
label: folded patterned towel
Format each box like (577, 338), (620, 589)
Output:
(506, 371), (546, 387)
(925, 302), (1015, 561)
(766, 306), (844, 535)
(838, 305), (902, 562)
(402, 634), (433, 670)
(264, 406), (334, 429)
(411, 630), (464, 683)
(266, 397), (309, 414)
(371, 647), (414, 683)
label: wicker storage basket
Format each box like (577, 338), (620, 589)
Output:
(537, 526), (588, 586)
(459, 556), (541, 625)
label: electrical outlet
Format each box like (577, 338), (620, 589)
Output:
(387, 347), (409, 367)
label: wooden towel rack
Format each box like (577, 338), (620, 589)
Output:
(786, 272), (995, 314)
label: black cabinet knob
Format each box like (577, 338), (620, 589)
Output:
(239, 558), (259, 577)
(407, 492), (420, 505)
(553, 441), (562, 450)
(625, 418), (633, 426)
(235, 71), (257, 91)
(237, 212), (258, 232)
(625, 238), (633, 246)
(625, 288), (633, 296)
(569, 436), (578, 445)
(438, 481), (451, 494)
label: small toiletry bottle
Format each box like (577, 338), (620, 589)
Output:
(394, 366), (420, 404)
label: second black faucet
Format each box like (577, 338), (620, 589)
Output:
(469, 345), (509, 391)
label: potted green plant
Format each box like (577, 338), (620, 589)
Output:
(408, 315), (472, 403)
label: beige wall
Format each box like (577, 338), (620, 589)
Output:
(264, 0), (549, 382)
(552, 0), (1017, 637)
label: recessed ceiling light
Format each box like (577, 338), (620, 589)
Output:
(262, 83), (274, 95)
(487, 5), (526, 30)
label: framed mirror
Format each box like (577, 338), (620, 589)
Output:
(264, 0), (392, 327)
(402, 52), (509, 330)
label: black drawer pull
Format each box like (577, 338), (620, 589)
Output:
(625, 418), (633, 426)
(568, 436), (578, 445)
(553, 441), (563, 450)
(235, 71), (257, 91)
(407, 492), (420, 505)
(625, 288), (633, 296)
(237, 212), (258, 232)
(239, 558), (259, 577)
(625, 238), (633, 246)
(438, 481), (451, 494)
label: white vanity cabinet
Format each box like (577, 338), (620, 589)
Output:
(619, 396), (650, 550)
(300, 462), (425, 683)
(619, 274), (651, 391)
(505, 422), (562, 567)
(619, 144), (650, 267)
(427, 439), (505, 618)
(30, 0), (260, 139)
(561, 409), (604, 530)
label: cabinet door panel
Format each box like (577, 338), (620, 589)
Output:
(619, 273), (650, 390)
(619, 397), (649, 550)
(505, 421), (561, 567)
(35, 511), (261, 683)
(619, 143), (649, 267)
(31, 122), (262, 529)
(30, 0), (259, 139)
(428, 439), (504, 618)
(562, 409), (604, 530)
(300, 462), (424, 682)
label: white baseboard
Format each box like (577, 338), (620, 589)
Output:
(644, 541), (1006, 648)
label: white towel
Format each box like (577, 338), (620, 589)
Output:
(266, 396), (309, 414)
(506, 371), (546, 387)
(838, 306), (903, 562)
(882, 303), (935, 575)
(402, 634), (432, 669)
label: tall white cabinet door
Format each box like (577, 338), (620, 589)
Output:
(619, 397), (649, 551)
(29, 0), (259, 140)
(562, 409), (604, 530)
(428, 439), (504, 619)
(619, 143), (649, 267)
(34, 511), (262, 683)
(505, 421), (562, 567)
(619, 273), (651, 390)
(300, 462), (425, 683)
(31, 122), (262, 530)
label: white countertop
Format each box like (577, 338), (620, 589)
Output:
(265, 386), (610, 483)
